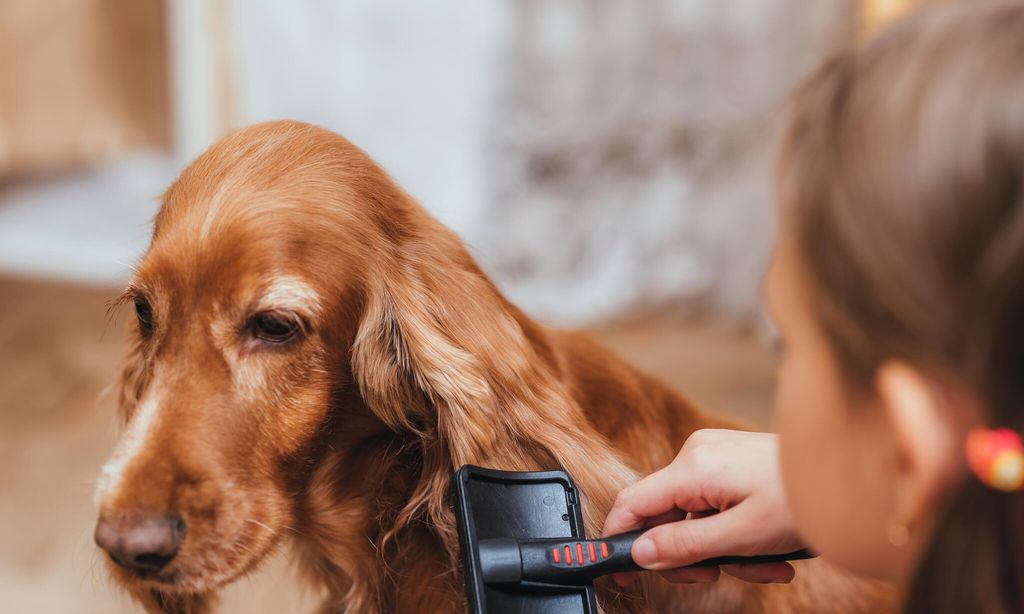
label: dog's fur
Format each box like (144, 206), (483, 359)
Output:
(95, 121), (893, 613)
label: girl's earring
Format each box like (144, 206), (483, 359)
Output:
(887, 518), (911, 547)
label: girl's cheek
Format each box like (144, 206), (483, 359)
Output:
(774, 344), (854, 562)
(775, 341), (896, 580)
(774, 358), (821, 524)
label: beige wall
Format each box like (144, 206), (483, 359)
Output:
(0, 0), (169, 177)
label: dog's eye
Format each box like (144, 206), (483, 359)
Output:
(134, 297), (154, 335)
(248, 312), (301, 344)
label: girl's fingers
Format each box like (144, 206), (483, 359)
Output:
(659, 566), (721, 584)
(604, 429), (771, 538)
(613, 564), (723, 587)
(611, 571), (638, 587)
(613, 555), (795, 586)
(721, 562), (795, 584)
(646, 507), (690, 528)
(603, 468), (683, 536)
(630, 503), (764, 570)
(603, 465), (709, 537)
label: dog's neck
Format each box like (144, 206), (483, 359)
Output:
(291, 417), (465, 613)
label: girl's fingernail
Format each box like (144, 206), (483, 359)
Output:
(633, 537), (657, 566)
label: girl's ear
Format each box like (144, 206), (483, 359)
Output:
(875, 363), (963, 532)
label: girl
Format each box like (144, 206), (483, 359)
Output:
(604, 2), (1024, 612)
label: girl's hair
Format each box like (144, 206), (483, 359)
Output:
(778, 2), (1024, 612)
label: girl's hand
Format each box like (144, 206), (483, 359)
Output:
(603, 429), (805, 585)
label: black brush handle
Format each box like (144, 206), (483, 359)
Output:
(479, 530), (816, 586)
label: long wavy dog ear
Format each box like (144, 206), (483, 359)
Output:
(352, 228), (531, 462)
(350, 215), (636, 549)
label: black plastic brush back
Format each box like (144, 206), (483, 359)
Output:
(452, 465), (600, 614)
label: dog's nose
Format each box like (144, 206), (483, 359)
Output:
(94, 514), (185, 573)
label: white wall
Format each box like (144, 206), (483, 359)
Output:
(481, 0), (852, 323)
(230, 0), (510, 239)
(0, 0), (852, 325)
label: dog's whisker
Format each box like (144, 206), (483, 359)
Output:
(232, 541), (258, 558)
(245, 518), (275, 533)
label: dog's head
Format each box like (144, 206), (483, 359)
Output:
(94, 121), (634, 603)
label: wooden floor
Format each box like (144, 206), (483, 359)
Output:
(0, 274), (775, 613)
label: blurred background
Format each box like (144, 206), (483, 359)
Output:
(0, 0), (937, 611)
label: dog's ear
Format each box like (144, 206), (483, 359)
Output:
(352, 231), (530, 462)
(351, 221), (636, 546)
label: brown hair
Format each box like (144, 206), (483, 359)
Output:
(779, 2), (1024, 612)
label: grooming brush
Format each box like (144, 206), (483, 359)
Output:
(452, 465), (814, 614)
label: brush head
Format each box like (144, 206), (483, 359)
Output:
(452, 465), (599, 614)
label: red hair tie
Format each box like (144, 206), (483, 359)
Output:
(966, 427), (1024, 492)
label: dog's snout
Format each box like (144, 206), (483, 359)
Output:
(94, 514), (185, 573)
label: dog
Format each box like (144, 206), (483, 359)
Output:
(93, 121), (893, 613)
